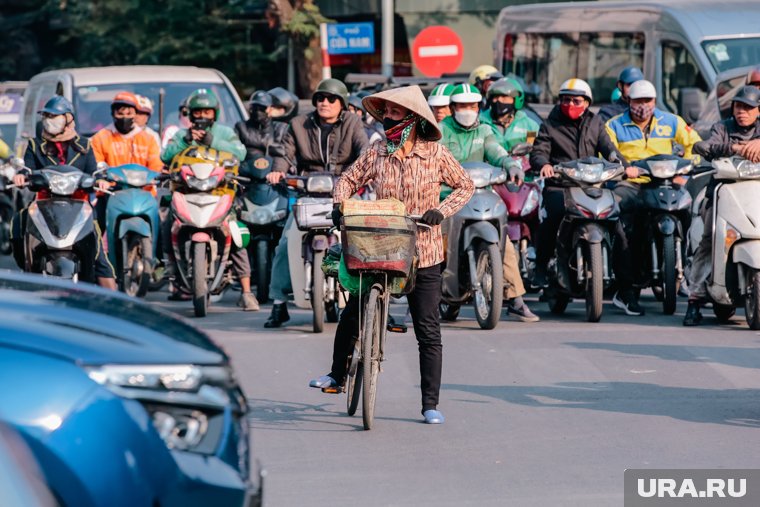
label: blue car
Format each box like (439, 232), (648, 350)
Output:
(0, 271), (262, 507)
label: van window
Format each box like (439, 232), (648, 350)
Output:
(20, 81), (58, 139)
(661, 41), (709, 115)
(502, 32), (645, 104)
(702, 38), (760, 74)
(74, 82), (244, 137)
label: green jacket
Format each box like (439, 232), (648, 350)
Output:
(480, 109), (540, 152)
(439, 116), (511, 168)
(161, 122), (247, 164)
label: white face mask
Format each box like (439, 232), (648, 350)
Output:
(43, 116), (67, 135)
(454, 109), (478, 128)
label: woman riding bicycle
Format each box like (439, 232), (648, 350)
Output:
(308, 85), (475, 425)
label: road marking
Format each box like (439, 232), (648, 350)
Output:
(630, 369), (656, 374)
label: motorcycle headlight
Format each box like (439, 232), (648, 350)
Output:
(306, 175), (334, 193)
(467, 168), (491, 188)
(122, 169), (149, 187)
(45, 171), (82, 195)
(576, 163), (604, 183)
(646, 159), (678, 179)
(737, 160), (760, 179)
(521, 187), (540, 216)
(187, 174), (220, 191)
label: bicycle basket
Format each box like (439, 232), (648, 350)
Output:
(342, 214), (417, 275)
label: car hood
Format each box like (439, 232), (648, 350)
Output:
(0, 272), (227, 366)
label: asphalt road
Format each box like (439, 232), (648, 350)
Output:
(145, 286), (760, 507)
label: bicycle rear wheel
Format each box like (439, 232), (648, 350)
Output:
(362, 286), (383, 430)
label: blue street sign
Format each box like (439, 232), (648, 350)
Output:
(327, 23), (375, 55)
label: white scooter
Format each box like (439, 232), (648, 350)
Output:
(705, 157), (760, 329)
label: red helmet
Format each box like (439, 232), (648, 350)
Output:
(111, 91), (139, 111)
(747, 67), (760, 86)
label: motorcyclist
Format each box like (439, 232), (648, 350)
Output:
(598, 67), (645, 122)
(480, 78), (542, 322)
(529, 78), (626, 295)
(134, 94), (162, 148)
(264, 78), (369, 328)
(268, 87), (300, 123)
(605, 79), (701, 315)
(469, 65), (504, 109)
(427, 83), (454, 122)
(161, 89), (260, 311)
(11, 95), (117, 289)
(234, 90), (288, 167)
(747, 67), (760, 87)
(683, 85), (760, 326)
(161, 98), (191, 148)
(348, 92), (385, 145)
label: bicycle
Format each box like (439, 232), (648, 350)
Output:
(337, 213), (426, 430)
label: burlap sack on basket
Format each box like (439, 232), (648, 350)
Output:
(341, 197), (406, 217)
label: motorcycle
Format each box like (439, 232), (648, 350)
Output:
(703, 157), (760, 329)
(631, 154), (693, 314)
(544, 157), (624, 322)
(238, 155), (289, 303)
(0, 160), (15, 254)
(285, 172), (341, 333)
(12, 158), (99, 281)
(104, 164), (164, 297)
(440, 162), (508, 330)
(169, 147), (247, 317)
(493, 143), (541, 291)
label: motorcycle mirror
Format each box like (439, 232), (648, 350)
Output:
(491, 171), (507, 185)
(81, 176), (95, 189)
(11, 157), (26, 170)
(511, 143), (533, 156)
(95, 161), (109, 175)
(223, 158), (239, 168)
(608, 152), (621, 164)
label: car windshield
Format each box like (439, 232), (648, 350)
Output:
(702, 38), (760, 73)
(0, 123), (15, 142)
(74, 82), (243, 137)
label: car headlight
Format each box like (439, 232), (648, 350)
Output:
(187, 174), (220, 191)
(306, 175), (334, 193)
(122, 169), (149, 187)
(737, 160), (760, 179)
(467, 168), (491, 188)
(87, 364), (203, 390)
(44, 171), (81, 195)
(151, 406), (209, 451)
(646, 159), (678, 178)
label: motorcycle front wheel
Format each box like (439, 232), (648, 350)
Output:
(473, 242), (504, 330)
(312, 251), (325, 333)
(192, 242), (209, 317)
(744, 269), (760, 330)
(121, 235), (151, 298)
(254, 239), (271, 303)
(661, 234), (677, 315)
(585, 242), (604, 323)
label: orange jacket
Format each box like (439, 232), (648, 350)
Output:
(90, 125), (163, 171)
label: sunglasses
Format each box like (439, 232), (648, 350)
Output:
(315, 93), (339, 104)
(560, 96), (586, 106)
(180, 108), (189, 117)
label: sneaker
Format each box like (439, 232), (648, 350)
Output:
(238, 292), (260, 311)
(507, 303), (540, 322)
(264, 303), (290, 328)
(683, 301), (703, 326)
(309, 375), (338, 389)
(612, 291), (645, 316)
(422, 409), (445, 424)
(531, 268), (548, 289)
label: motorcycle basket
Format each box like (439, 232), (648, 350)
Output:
(341, 214), (417, 275)
(293, 197), (333, 230)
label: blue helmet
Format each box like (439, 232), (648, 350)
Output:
(618, 67), (645, 84)
(38, 95), (74, 116)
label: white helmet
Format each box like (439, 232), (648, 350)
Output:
(559, 78), (593, 102)
(428, 83), (454, 106)
(628, 79), (657, 100)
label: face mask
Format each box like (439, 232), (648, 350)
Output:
(490, 102), (516, 120)
(560, 103), (585, 121)
(43, 116), (67, 135)
(114, 117), (134, 134)
(192, 118), (214, 131)
(454, 109), (478, 128)
(630, 103), (655, 123)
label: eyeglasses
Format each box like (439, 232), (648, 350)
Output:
(314, 93), (338, 104)
(560, 96), (586, 106)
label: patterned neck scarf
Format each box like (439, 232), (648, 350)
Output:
(385, 113), (417, 154)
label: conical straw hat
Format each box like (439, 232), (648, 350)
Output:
(362, 85), (442, 141)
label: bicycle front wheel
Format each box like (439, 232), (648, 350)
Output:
(362, 286), (383, 430)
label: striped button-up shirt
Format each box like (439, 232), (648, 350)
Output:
(334, 139), (474, 268)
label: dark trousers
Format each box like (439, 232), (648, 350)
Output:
(330, 264), (444, 412)
(612, 182), (642, 292)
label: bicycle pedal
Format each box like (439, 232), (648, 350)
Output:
(321, 386), (342, 394)
(387, 323), (407, 333)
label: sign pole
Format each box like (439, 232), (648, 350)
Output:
(320, 23), (332, 80)
(381, 0), (394, 78)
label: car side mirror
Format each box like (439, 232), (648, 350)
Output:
(678, 87), (706, 124)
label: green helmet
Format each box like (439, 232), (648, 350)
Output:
(312, 78), (349, 109)
(187, 89), (220, 119)
(449, 83), (482, 104)
(487, 78), (525, 110)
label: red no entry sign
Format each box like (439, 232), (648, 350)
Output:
(411, 26), (464, 78)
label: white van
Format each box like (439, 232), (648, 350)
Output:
(494, 0), (760, 121)
(17, 65), (248, 149)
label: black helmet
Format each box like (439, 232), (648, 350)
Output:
(268, 87), (299, 122)
(249, 90), (273, 108)
(732, 86), (760, 108)
(311, 78), (349, 108)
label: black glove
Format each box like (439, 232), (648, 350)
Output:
(331, 204), (342, 227)
(201, 131), (214, 146)
(183, 130), (194, 144)
(420, 209), (444, 226)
